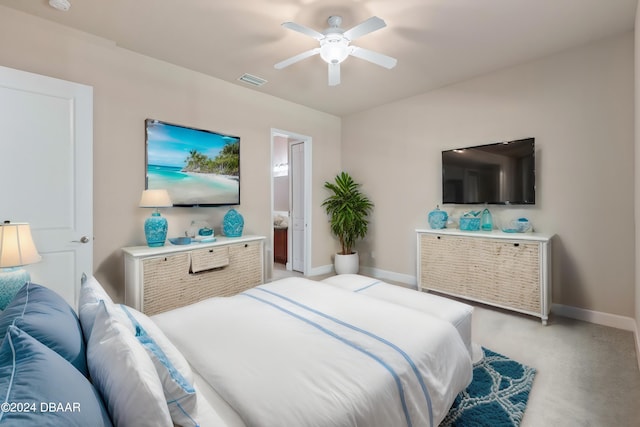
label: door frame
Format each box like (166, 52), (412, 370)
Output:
(270, 128), (312, 277)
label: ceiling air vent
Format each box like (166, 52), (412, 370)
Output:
(238, 73), (267, 87)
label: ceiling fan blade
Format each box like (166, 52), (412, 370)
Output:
(328, 62), (340, 86)
(282, 21), (324, 40)
(274, 48), (320, 69)
(349, 46), (397, 69)
(343, 16), (386, 41)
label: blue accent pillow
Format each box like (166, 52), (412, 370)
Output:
(0, 325), (112, 426)
(0, 282), (88, 376)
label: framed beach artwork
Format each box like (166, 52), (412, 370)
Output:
(145, 119), (240, 206)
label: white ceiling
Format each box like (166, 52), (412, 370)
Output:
(0, 0), (636, 116)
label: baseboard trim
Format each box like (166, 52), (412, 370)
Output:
(358, 266), (418, 289)
(308, 264), (334, 277)
(551, 303), (636, 331)
(636, 327), (640, 372)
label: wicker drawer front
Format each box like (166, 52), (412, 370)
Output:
(420, 234), (469, 295)
(225, 241), (263, 290)
(190, 246), (229, 272)
(420, 233), (541, 314)
(141, 241), (263, 315)
(142, 253), (192, 315)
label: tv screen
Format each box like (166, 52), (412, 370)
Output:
(145, 119), (240, 206)
(442, 138), (535, 205)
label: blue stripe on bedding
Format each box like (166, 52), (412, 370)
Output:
(242, 292), (414, 427)
(256, 287), (434, 427)
(354, 280), (382, 292)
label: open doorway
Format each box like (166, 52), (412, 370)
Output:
(271, 129), (312, 279)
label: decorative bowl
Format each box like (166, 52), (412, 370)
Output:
(514, 218), (531, 233)
(169, 237), (192, 245)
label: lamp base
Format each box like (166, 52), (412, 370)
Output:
(144, 212), (168, 247)
(0, 267), (30, 309)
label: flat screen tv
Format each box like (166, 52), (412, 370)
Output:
(442, 138), (535, 205)
(145, 119), (240, 207)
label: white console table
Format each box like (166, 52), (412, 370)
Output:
(417, 228), (553, 325)
(123, 235), (265, 315)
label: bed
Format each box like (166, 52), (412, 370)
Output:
(320, 274), (479, 361)
(0, 275), (473, 427)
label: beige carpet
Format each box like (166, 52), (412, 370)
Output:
(471, 304), (640, 427)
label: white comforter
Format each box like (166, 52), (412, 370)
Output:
(153, 277), (472, 427)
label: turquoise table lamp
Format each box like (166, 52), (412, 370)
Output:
(0, 221), (42, 309)
(139, 189), (173, 247)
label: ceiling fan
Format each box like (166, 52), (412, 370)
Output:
(274, 15), (397, 86)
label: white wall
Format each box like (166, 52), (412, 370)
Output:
(343, 32), (635, 317)
(0, 6), (342, 300)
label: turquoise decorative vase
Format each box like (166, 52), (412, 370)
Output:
(481, 208), (493, 231)
(428, 205), (448, 229)
(144, 211), (168, 247)
(223, 208), (244, 237)
(0, 267), (30, 310)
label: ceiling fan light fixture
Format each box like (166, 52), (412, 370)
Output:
(49, 0), (71, 11)
(320, 37), (349, 64)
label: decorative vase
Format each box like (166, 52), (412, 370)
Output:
(334, 252), (359, 275)
(223, 208), (244, 237)
(144, 211), (168, 247)
(481, 208), (493, 231)
(428, 205), (448, 229)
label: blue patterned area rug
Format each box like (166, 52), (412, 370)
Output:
(441, 347), (536, 427)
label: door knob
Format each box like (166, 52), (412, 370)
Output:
(73, 236), (91, 244)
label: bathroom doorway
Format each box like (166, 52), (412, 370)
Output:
(270, 129), (312, 278)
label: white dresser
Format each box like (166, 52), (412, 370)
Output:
(123, 235), (265, 315)
(417, 229), (553, 324)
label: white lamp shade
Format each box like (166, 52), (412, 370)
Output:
(139, 189), (173, 208)
(0, 222), (42, 268)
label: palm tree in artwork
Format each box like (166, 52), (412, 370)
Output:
(184, 149), (207, 172)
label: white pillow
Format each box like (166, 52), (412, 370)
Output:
(116, 304), (198, 427)
(78, 275), (114, 339)
(87, 301), (173, 427)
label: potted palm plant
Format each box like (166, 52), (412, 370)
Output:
(322, 172), (374, 274)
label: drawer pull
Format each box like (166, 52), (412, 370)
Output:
(514, 243), (520, 247)
(437, 236), (441, 240)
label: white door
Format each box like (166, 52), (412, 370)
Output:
(0, 65), (93, 309)
(290, 142), (305, 272)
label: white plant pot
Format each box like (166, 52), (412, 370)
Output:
(334, 252), (359, 275)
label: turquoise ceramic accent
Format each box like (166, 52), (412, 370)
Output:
(481, 208), (493, 231)
(223, 208), (244, 237)
(0, 267), (30, 310)
(428, 205), (448, 229)
(460, 211), (481, 231)
(144, 211), (168, 247)
(515, 218), (531, 232)
(198, 227), (213, 236)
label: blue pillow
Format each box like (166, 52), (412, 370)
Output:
(0, 325), (112, 426)
(0, 282), (88, 376)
